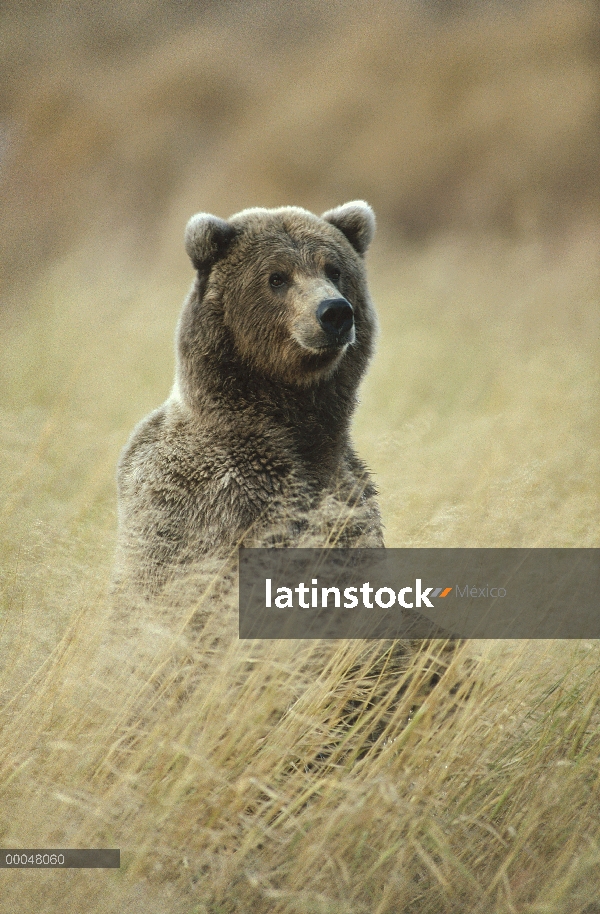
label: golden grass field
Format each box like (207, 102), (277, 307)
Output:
(1, 2), (599, 911)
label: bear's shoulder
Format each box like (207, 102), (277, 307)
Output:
(117, 398), (304, 530)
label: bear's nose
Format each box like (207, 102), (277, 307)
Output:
(316, 298), (354, 337)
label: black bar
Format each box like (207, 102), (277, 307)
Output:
(0, 849), (120, 868)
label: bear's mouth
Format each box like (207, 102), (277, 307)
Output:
(293, 335), (354, 358)
(316, 322), (356, 351)
(315, 337), (353, 353)
(293, 325), (356, 354)
(293, 342), (351, 381)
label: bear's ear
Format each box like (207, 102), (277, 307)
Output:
(321, 201), (376, 256)
(184, 213), (238, 271)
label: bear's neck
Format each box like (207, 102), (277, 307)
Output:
(184, 355), (357, 480)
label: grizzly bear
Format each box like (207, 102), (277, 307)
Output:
(113, 202), (383, 595)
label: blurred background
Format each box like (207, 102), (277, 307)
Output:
(1, 0), (598, 585)
(2, 0), (600, 285)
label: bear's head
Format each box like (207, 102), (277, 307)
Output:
(176, 202), (377, 407)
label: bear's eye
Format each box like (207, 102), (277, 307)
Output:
(269, 272), (288, 288)
(326, 265), (341, 284)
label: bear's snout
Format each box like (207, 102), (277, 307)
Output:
(316, 298), (354, 345)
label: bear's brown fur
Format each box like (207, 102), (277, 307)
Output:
(113, 202), (383, 594)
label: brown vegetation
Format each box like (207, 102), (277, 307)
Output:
(2, 0), (600, 288)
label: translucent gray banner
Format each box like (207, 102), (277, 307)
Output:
(239, 548), (600, 639)
(0, 849), (120, 868)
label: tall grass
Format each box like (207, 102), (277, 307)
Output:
(0, 230), (598, 911)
